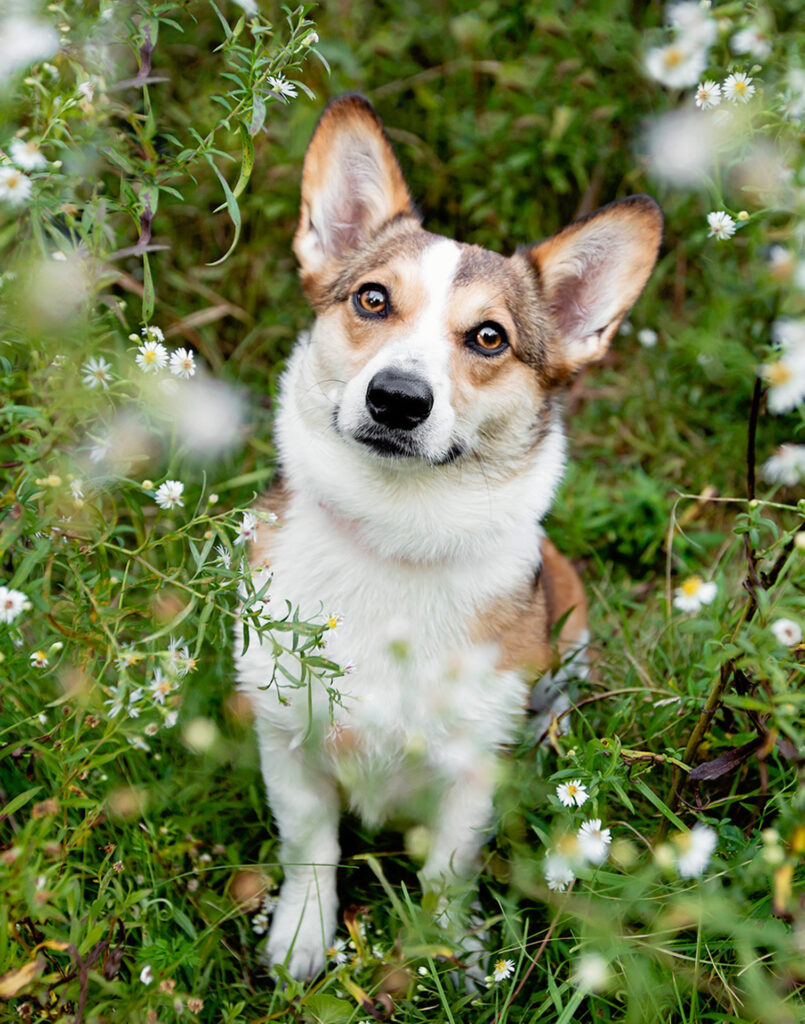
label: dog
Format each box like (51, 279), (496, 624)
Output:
(234, 94), (662, 980)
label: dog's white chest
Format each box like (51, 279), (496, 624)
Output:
(235, 499), (532, 824)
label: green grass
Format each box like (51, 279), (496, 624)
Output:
(1, 1), (804, 1022)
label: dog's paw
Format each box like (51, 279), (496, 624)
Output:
(261, 891), (336, 981)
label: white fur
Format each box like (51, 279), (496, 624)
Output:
(234, 239), (569, 980)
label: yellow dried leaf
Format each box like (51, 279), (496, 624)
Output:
(0, 957), (45, 999)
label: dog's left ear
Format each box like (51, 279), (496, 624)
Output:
(294, 94), (416, 283)
(525, 196), (663, 377)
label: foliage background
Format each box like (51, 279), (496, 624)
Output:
(0, 1), (803, 1023)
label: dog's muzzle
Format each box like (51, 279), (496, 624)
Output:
(365, 368), (433, 431)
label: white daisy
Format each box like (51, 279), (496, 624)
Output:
(770, 618), (802, 647)
(673, 576), (717, 612)
(674, 823), (717, 877)
(150, 667), (174, 705)
(10, 138), (46, 170)
(491, 958), (515, 982)
(761, 348), (805, 413)
(694, 79), (721, 109)
(115, 646), (141, 670)
(578, 819), (612, 865)
(706, 211), (736, 240)
(771, 318), (805, 352)
(252, 911), (270, 935)
(169, 347), (196, 379)
(762, 444), (805, 486)
(29, 649), (48, 668)
(723, 72), (756, 104)
(103, 691), (126, 718)
(326, 937), (348, 966)
(154, 479), (184, 509)
(645, 42), (708, 89)
(544, 851), (575, 892)
(637, 328), (658, 348)
(142, 325), (165, 343)
(0, 585), (26, 623)
(215, 543), (232, 569)
(267, 74), (298, 99)
(135, 339), (168, 373)
(81, 356), (114, 389)
(77, 81), (95, 102)
(234, 511), (258, 545)
(573, 953), (610, 992)
(0, 16), (59, 81)
(730, 27), (771, 60)
(556, 779), (589, 807)
(0, 166), (32, 205)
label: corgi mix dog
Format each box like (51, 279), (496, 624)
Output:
(235, 94), (661, 980)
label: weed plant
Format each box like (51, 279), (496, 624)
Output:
(0, 2), (803, 1023)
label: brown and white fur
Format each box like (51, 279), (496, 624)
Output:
(234, 94), (662, 980)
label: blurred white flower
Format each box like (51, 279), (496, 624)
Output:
(29, 649), (48, 668)
(578, 819), (612, 864)
(556, 779), (589, 807)
(169, 347), (196, 379)
(694, 79), (720, 109)
(267, 74), (298, 99)
(234, 512), (258, 545)
(136, 339), (168, 373)
(139, 964), (153, 985)
(252, 911), (270, 935)
(723, 72), (755, 104)
(645, 42), (708, 89)
(643, 108), (721, 186)
(70, 479), (84, 501)
(772, 318), (805, 351)
(0, 16), (59, 82)
(762, 444), (805, 486)
(0, 585), (26, 623)
(730, 27), (771, 60)
(761, 349), (805, 413)
(150, 667), (174, 704)
(77, 80), (94, 102)
(770, 618), (802, 647)
(706, 211), (736, 240)
(82, 356), (114, 390)
(673, 576), (717, 612)
(142, 325), (165, 343)
(544, 851), (575, 892)
(492, 958), (515, 982)
(155, 479), (184, 509)
(182, 716), (219, 753)
(666, 2), (717, 48)
(158, 373), (246, 459)
(573, 953), (610, 992)
(674, 823), (716, 877)
(326, 937), (348, 964)
(637, 328), (658, 348)
(215, 543), (232, 568)
(9, 138), (46, 170)
(0, 165), (32, 205)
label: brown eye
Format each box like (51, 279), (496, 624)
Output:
(354, 283), (389, 317)
(468, 321), (509, 355)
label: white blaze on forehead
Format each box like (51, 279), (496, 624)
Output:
(409, 238), (462, 364)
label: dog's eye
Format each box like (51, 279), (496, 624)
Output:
(354, 283), (389, 317)
(468, 322), (509, 355)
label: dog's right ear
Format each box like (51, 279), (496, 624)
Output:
(294, 94), (416, 282)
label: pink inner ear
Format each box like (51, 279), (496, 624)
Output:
(328, 195), (368, 254)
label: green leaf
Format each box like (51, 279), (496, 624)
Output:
(249, 94), (267, 136)
(632, 777), (688, 832)
(142, 251), (155, 322)
(206, 157), (242, 266)
(303, 994), (354, 1024)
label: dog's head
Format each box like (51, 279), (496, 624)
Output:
(283, 94), (660, 535)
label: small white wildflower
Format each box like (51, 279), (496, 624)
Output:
(578, 819), (612, 865)
(326, 937), (348, 965)
(771, 318), (805, 352)
(169, 347), (196, 379)
(267, 74), (298, 99)
(128, 735), (150, 751)
(77, 81), (94, 102)
(81, 356), (114, 390)
(723, 72), (756, 104)
(141, 325), (164, 343)
(164, 709), (179, 729)
(762, 444), (805, 486)
(233, 0), (258, 14)
(252, 912), (270, 935)
(544, 851), (575, 892)
(694, 79), (721, 109)
(0, 17), (59, 81)
(556, 779), (589, 807)
(492, 958), (515, 982)
(29, 649), (48, 668)
(0, 166), (32, 205)
(234, 511), (258, 545)
(573, 953), (610, 992)
(0, 586), (26, 624)
(70, 479), (84, 501)
(730, 27), (771, 60)
(706, 211), (736, 240)
(770, 618), (802, 647)
(417, 965), (428, 976)
(645, 42), (708, 89)
(215, 544), (232, 569)
(150, 668), (174, 705)
(637, 328), (658, 348)
(103, 691), (125, 718)
(139, 964), (153, 985)
(762, 349), (805, 414)
(155, 480), (184, 510)
(115, 646), (141, 670)
(135, 339), (168, 373)
(666, 2), (717, 48)
(673, 576), (717, 612)
(144, 722), (159, 737)
(10, 138), (46, 170)
(305, 30), (319, 45)
(674, 823), (717, 877)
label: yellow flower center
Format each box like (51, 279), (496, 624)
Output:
(494, 959), (506, 971)
(766, 361), (792, 386)
(733, 80), (747, 95)
(328, 616), (338, 629)
(681, 576), (703, 597)
(7, 171), (21, 188)
(567, 784), (578, 795)
(143, 349), (157, 363)
(664, 46), (684, 68)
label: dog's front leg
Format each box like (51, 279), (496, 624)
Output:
(256, 722), (340, 980)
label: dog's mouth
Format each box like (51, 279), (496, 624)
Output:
(348, 423), (465, 467)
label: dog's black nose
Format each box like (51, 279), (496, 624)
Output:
(366, 369), (434, 430)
